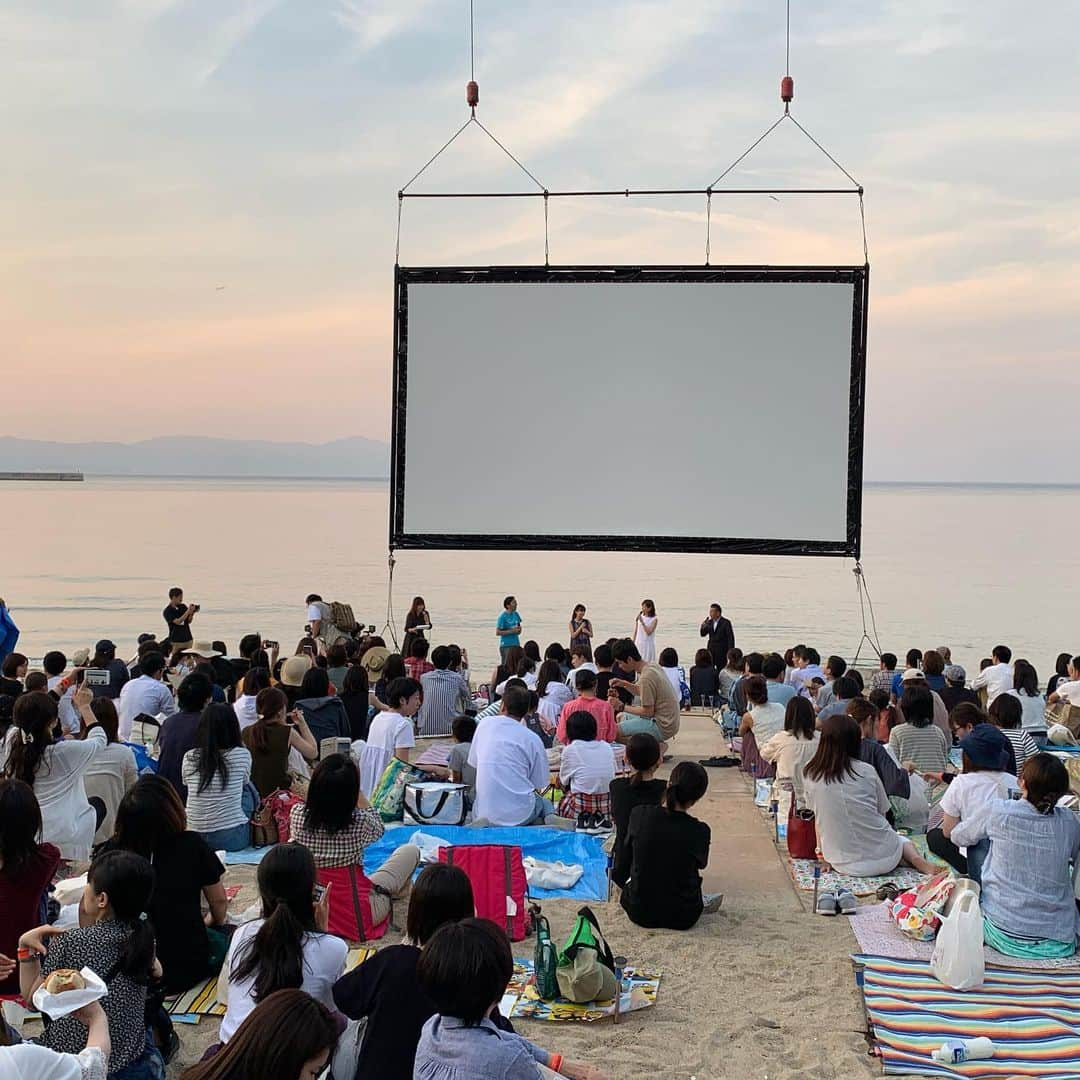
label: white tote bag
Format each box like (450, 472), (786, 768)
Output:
(931, 890), (985, 990)
(403, 781), (469, 826)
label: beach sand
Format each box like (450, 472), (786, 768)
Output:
(164, 713), (889, 1079)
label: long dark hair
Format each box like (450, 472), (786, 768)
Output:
(178, 989), (338, 1080)
(231, 844), (319, 1003)
(193, 704), (243, 794)
(111, 776), (187, 859)
(246, 688), (288, 755)
(1013, 659), (1039, 697)
(0, 778), (42, 877)
(784, 697), (816, 740)
(4, 692), (59, 785)
(302, 754), (359, 834)
(535, 660), (563, 698)
(240, 667), (271, 698)
(300, 667), (330, 699)
(501, 646), (524, 678)
(87, 850), (156, 984)
(665, 761), (707, 811)
(804, 714), (861, 784)
(90, 698), (120, 744)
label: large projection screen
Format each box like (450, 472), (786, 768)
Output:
(391, 266), (868, 557)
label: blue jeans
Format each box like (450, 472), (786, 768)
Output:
(112, 1044), (165, 1080)
(966, 837), (990, 885)
(199, 822), (251, 852)
(520, 793), (555, 826)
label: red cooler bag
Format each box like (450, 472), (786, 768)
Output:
(440, 845), (529, 941)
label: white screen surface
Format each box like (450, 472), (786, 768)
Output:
(396, 272), (863, 552)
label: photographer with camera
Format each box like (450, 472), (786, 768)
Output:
(164, 586), (199, 663)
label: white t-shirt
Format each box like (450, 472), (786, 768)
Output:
(306, 601), (325, 622)
(359, 710), (415, 795)
(971, 662), (1013, 704)
(944, 771), (1020, 848)
(221, 918), (347, 1042)
(234, 694), (259, 730)
(537, 683), (574, 730)
(1053, 680), (1080, 707)
(566, 663), (599, 690)
(468, 715), (549, 827)
(116, 674), (177, 740)
(559, 740), (616, 794)
(181, 746), (252, 832)
(0, 1043), (106, 1080)
(0, 725), (107, 861)
(84, 742), (139, 843)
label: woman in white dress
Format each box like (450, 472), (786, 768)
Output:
(632, 600), (658, 664)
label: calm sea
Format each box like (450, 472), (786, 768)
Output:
(3, 477), (1077, 680)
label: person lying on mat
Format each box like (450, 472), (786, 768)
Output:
(333, 864), (516, 1080)
(925, 724), (1016, 884)
(414, 918), (607, 1080)
(609, 733), (665, 889)
(616, 761), (721, 930)
(954, 753), (1080, 959)
(802, 715), (937, 878)
(759, 696), (819, 810)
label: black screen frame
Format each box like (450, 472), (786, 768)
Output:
(391, 264), (869, 558)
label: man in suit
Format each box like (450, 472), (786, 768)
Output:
(700, 603), (735, 671)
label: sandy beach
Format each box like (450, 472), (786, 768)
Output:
(158, 712), (887, 1080)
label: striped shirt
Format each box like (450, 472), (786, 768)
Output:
(1001, 727), (1039, 769)
(418, 669), (471, 737)
(181, 746), (252, 832)
(888, 723), (949, 773)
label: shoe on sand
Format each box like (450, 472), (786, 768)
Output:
(702, 892), (724, 914)
(836, 889), (858, 915)
(816, 891), (839, 916)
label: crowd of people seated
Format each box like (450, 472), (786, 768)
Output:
(4, 594), (1080, 1074)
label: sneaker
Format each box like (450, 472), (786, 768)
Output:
(593, 815), (614, 833)
(816, 891), (839, 916)
(702, 892), (724, 914)
(577, 811), (591, 831)
(836, 888), (858, 915)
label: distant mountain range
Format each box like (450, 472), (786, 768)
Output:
(0, 436), (390, 478)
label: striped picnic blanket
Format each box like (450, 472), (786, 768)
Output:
(855, 953), (1080, 1077)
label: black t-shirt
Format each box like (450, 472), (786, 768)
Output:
(689, 666), (721, 706)
(100, 832), (223, 994)
(163, 603), (192, 645)
(609, 777), (667, 887)
(619, 805), (710, 931)
(0, 677), (23, 698)
(333, 944), (514, 1080)
(939, 685), (980, 715)
(601, 665), (635, 706)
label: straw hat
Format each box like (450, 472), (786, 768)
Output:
(182, 641), (222, 659)
(71, 647), (90, 667)
(360, 646), (391, 675)
(280, 655), (313, 687)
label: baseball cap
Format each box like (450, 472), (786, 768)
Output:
(95, 639), (116, 655)
(943, 664), (966, 684)
(901, 668), (926, 683)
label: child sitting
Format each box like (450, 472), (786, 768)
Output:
(927, 724), (1017, 883)
(422, 714), (478, 809)
(414, 918), (606, 1079)
(18, 849), (162, 1076)
(557, 710), (616, 831)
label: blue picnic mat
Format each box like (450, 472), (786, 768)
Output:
(224, 825), (608, 900)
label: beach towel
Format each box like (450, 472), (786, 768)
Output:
(854, 953), (1080, 1076)
(507, 958), (661, 1022)
(849, 902), (1080, 972)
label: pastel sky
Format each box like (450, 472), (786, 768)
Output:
(5, 1), (1077, 480)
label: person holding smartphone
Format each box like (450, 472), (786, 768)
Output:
(164, 587), (198, 663)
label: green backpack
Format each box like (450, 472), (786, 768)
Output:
(532, 905), (559, 1001)
(556, 906), (618, 1003)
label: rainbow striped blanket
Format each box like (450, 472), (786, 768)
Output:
(855, 954), (1080, 1077)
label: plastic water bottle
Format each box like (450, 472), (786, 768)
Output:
(931, 1038), (994, 1064)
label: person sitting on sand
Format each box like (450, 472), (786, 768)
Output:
(889, 684), (949, 774)
(802, 714), (938, 880)
(609, 639), (680, 750)
(359, 677), (421, 796)
(926, 724), (1017, 883)
(615, 761), (721, 930)
(557, 710), (616, 827)
(609, 734), (665, 889)
(956, 754), (1080, 959)
(415, 918), (606, 1079)
(556, 669), (617, 745)
(988, 693), (1039, 769)
(760, 697), (820, 812)
(738, 675), (785, 777)
(848, 699), (910, 802)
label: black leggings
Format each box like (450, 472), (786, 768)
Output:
(88, 796), (107, 831)
(926, 826), (967, 875)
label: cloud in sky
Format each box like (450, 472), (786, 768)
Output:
(3, 0), (1078, 480)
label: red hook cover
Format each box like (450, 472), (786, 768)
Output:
(781, 75), (794, 103)
(466, 80), (479, 108)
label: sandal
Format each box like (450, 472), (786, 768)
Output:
(875, 882), (900, 902)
